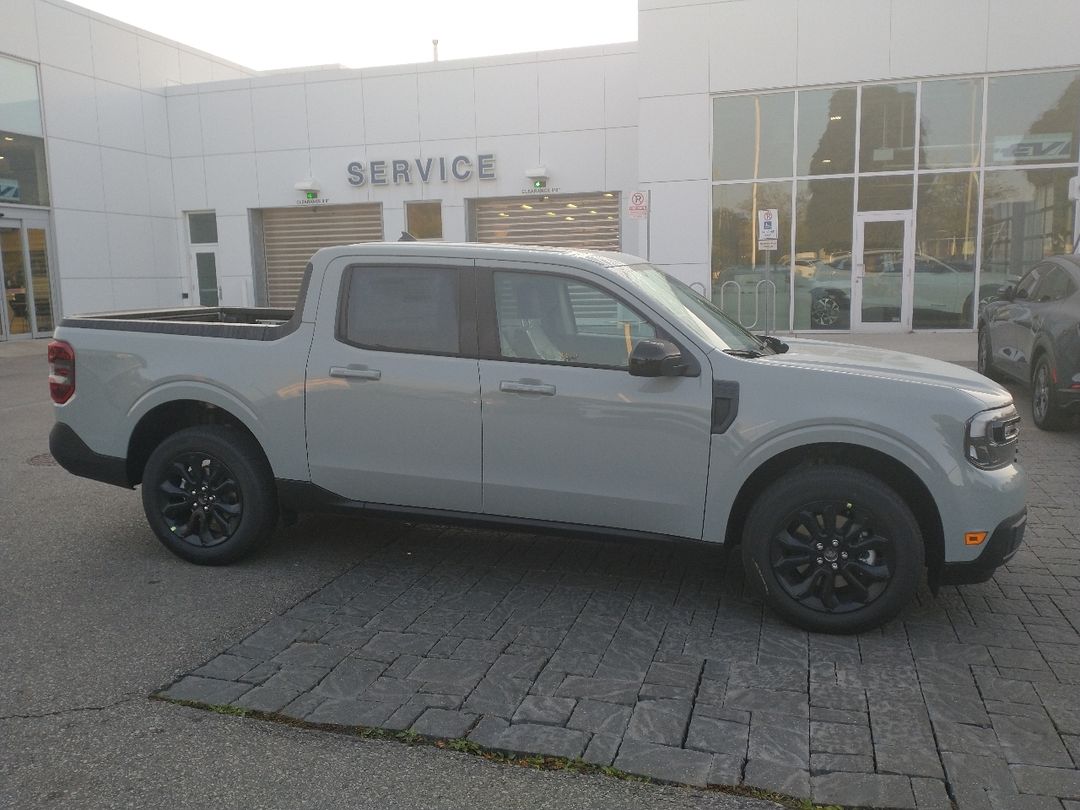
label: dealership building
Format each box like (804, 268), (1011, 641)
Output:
(2, 0), (1079, 341)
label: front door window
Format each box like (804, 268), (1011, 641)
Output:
(853, 211), (914, 330)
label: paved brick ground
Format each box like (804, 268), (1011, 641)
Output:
(161, 384), (1080, 809)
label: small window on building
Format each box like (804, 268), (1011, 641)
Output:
(342, 266), (459, 354)
(188, 212), (218, 244)
(405, 201), (443, 240)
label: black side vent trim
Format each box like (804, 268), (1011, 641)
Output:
(712, 380), (740, 434)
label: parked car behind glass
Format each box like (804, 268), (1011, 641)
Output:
(978, 254), (1080, 430)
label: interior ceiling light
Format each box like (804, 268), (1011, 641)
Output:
(547, 211), (556, 216)
(566, 202), (577, 208)
(830, 115), (843, 121)
(589, 210), (598, 214)
(822, 158), (832, 164)
(2, 136), (12, 141)
(565, 216), (574, 220)
(521, 203), (532, 209)
(603, 192), (614, 197)
(498, 212), (509, 217)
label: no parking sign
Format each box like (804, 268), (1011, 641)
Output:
(757, 208), (778, 250)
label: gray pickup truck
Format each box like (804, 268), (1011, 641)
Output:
(49, 242), (1027, 633)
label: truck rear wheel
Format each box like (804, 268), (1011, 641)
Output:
(741, 465), (923, 634)
(141, 426), (276, 565)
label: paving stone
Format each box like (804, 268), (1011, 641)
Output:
(625, 698), (692, 746)
(749, 718), (809, 768)
(810, 720), (872, 755)
(240, 617), (314, 655)
(259, 665), (328, 693)
(614, 739), (714, 787)
(582, 732), (621, 767)
(742, 759), (811, 800)
(192, 654), (257, 681)
(407, 658), (489, 691)
(305, 698), (398, 727)
(645, 661), (701, 688)
(706, 753), (745, 785)
(512, 695), (576, 726)
(236, 661), (280, 685)
(464, 676), (530, 718)
(317, 625), (376, 650)
(450, 638), (507, 663)
(500, 723), (587, 759)
(988, 791), (1069, 810)
(812, 772), (916, 809)
(359, 632), (440, 661)
(993, 714), (1075, 767)
(545, 650), (601, 677)
(934, 721), (1003, 757)
(1011, 765), (1080, 799)
(943, 753), (1017, 794)
(160, 676), (251, 705)
(410, 708), (478, 738)
(810, 753), (874, 774)
(383, 693), (461, 731)
(556, 676), (640, 705)
(232, 685), (301, 713)
(383, 654), (422, 679)
(271, 642), (349, 669)
(810, 706), (868, 725)
(467, 715), (509, 748)
(567, 699), (631, 736)
(910, 777), (951, 809)
(685, 713), (749, 755)
(529, 667), (566, 697)
(876, 745), (945, 779)
(313, 658), (384, 699)
(280, 692), (324, 721)
(360, 676), (419, 703)
(724, 687), (808, 717)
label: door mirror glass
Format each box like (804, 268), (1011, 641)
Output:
(997, 284), (1015, 301)
(1014, 286), (1027, 300)
(629, 339), (688, 377)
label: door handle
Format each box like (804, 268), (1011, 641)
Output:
(500, 381), (556, 396)
(330, 366), (381, 381)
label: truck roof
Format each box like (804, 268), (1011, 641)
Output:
(309, 241), (644, 271)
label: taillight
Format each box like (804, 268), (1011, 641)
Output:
(48, 340), (75, 404)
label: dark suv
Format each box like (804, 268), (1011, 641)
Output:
(978, 254), (1080, 429)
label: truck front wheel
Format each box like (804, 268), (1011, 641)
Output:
(141, 425), (276, 565)
(741, 465), (923, 634)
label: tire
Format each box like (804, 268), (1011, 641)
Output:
(741, 465), (923, 634)
(1031, 355), (1066, 431)
(141, 425), (277, 564)
(977, 328), (1000, 381)
(810, 291), (846, 329)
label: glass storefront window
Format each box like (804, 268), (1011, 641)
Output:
(914, 172), (979, 328)
(797, 87), (856, 176)
(793, 178), (854, 330)
(858, 174), (913, 211)
(0, 129), (49, 207)
(711, 181), (791, 332)
(0, 56), (42, 138)
(920, 79), (983, 169)
(982, 167), (1076, 290)
(987, 71), (1080, 167)
(860, 84), (917, 172)
(712, 93), (795, 180)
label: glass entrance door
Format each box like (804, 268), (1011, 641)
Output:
(0, 212), (54, 340)
(852, 210), (914, 331)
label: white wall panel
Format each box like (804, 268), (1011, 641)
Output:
(638, 94), (709, 183)
(252, 83), (309, 151)
(987, 0), (1080, 72)
(141, 91), (170, 156)
(796, 0), (891, 86)
(475, 63), (538, 136)
(170, 156), (207, 211)
(100, 147), (149, 215)
(40, 66), (98, 143)
(418, 69), (476, 141)
(106, 213), (155, 277)
(150, 217), (180, 284)
(641, 179), (710, 265)
(307, 79), (366, 148)
(475, 133), (540, 197)
(51, 209), (110, 279)
(441, 204), (466, 241)
(96, 80), (145, 152)
(638, 5), (710, 97)
(255, 149), (310, 207)
(109, 276), (158, 309)
(47, 139), (105, 210)
(199, 89), (255, 155)
(604, 52), (639, 129)
(0, 0), (39, 62)
(203, 153), (258, 215)
(60, 278), (114, 315)
(166, 93), (203, 158)
(539, 58), (605, 133)
(363, 74), (420, 144)
(213, 214), (254, 281)
(90, 20), (140, 87)
(137, 37), (182, 90)
(605, 127), (638, 193)
(890, 0), (988, 78)
(539, 130), (606, 192)
(709, 0), (797, 91)
(415, 139), (484, 205)
(178, 51), (214, 84)
(36, 1), (94, 75)
(310, 146), (373, 204)
(146, 155), (175, 218)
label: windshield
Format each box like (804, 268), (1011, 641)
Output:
(618, 263), (765, 353)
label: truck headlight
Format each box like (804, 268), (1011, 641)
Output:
(965, 404), (1020, 470)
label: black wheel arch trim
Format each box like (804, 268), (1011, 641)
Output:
(930, 508), (1026, 589)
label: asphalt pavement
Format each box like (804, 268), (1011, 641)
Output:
(0, 339), (777, 809)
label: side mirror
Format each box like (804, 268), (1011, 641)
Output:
(629, 339), (689, 377)
(997, 284), (1015, 301)
(761, 335), (789, 354)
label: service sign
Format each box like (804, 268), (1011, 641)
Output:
(991, 134), (1072, 163)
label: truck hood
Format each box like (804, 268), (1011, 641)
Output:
(750, 337), (1011, 406)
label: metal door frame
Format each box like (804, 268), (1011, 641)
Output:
(852, 209), (915, 332)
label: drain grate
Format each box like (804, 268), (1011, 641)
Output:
(26, 453), (58, 467)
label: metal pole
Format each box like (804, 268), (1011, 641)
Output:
(765, 249), (772, 335)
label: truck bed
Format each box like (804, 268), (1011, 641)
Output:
(59, 307), (298, 341)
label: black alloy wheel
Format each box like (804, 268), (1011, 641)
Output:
(141, 425), (276, 564)
(742, 465), (922, 634)
(978, 328), (998, 380)
(154, 451), (243, 548)
(1032, 356), (1064, 430)
(810, 293), (841, 328)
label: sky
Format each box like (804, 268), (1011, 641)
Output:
(71, 0), (640, 72)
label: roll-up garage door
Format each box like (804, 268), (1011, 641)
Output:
(473, 192), (620, 250)
(261, 204), (383, 308)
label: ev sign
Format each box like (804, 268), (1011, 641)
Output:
(757, 208), (778, 251)
(627, 190), (649, 220)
